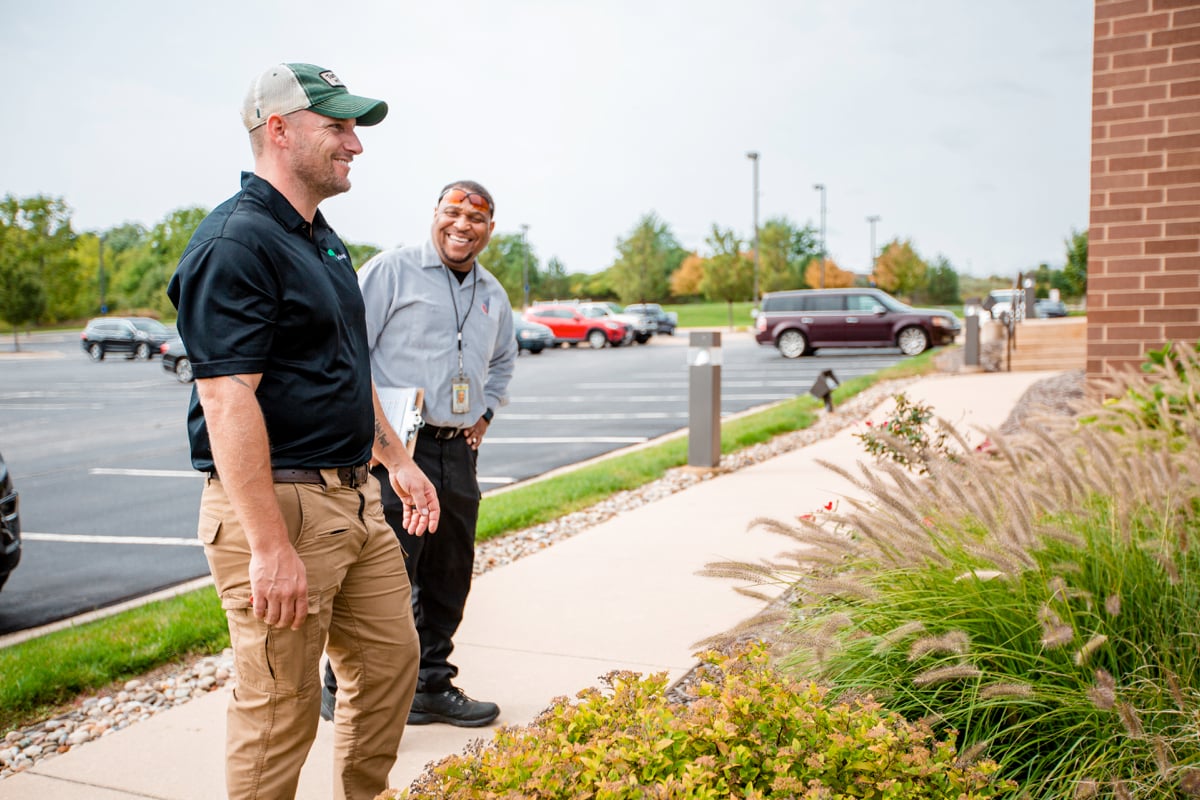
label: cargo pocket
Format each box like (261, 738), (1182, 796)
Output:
(221, 591), (323, 696)
(197, 514), (221, 545)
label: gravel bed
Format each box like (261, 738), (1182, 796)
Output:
(0, 377), (919, 779)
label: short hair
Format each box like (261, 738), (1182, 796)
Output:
(437, 180), (494, 217)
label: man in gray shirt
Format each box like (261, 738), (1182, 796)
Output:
(323, 180), (517, 726)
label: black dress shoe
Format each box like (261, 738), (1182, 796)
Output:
(408, 686), (499, 727)
(320, 684), (336, 722)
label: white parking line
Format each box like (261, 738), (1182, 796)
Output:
(484, 436), (648, 444)
(23, 532), (202, 547)
(90, 468), (199, 478)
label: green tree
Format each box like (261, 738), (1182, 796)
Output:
(1063, 227), (1088, 299)
(540, 257), (571, 301)
(0, 255), (46, 350)
(873, 238), (927, 301)
(347, 242), (382, 269)
(117, 206), (208, 316)
(609, 213), (685, 305)
(758, 217), (818, 293)
(0, 194), (80, 324)
(478, 232), (538, 307)
(923, 255), (961, 304)
(699, 225), (752, 329)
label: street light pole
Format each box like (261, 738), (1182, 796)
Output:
(813, 183), (826, 289)
(520, 223), (530, 309)
(866, 215), (880, 282)
(746, 151), (760, 305)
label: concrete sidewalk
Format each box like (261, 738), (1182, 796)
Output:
(1, 370), (1058, 799)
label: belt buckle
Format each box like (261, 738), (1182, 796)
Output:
(435, 426), (459, 440)
(340, 464), (367, 488)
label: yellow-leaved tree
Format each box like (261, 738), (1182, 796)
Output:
(803, 257), (854, 289)
(873, 239), (927, 301)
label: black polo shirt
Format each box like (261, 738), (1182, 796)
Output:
(167, 172), (373, 472)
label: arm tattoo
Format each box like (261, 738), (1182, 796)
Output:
(228, 375), (252, 389)
(375, 419), (392, 450)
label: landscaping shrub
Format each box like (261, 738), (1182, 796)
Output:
(381, 646), (1014, 800)
(709, 346), (1200, 797)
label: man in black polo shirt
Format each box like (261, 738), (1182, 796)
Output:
(167, 63), (439, 800)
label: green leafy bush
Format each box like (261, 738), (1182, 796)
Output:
(714, 351), (1200, 797)
(853, 392), (958, 475)
(382, 646), (1013, 799)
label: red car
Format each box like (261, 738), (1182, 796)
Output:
(524, 303), (628, 349)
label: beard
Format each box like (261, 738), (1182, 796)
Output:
(290, 142), (351, 200)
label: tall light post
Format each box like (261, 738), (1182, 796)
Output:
(746, 151), (760, 306)
(520, 223), (530, 309)
(813, 183), (826, 289)
(866, 215), (880, 283)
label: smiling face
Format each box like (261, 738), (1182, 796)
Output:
(286, 109), (363, 201)
(431, 189), (495, 271)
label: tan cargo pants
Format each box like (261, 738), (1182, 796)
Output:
(199, 469), (418, 800)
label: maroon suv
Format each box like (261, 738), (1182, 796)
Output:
(754, 288), (960, 358)
(524, 303), (628, 349)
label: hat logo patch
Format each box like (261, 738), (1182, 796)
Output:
(319, 71), (345, 88)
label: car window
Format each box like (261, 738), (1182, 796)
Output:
(809, 295), (844, 312)
(847, 295), (885, 313)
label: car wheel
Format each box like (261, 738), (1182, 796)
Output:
(88, 343), (105, 361)
(175, 357), (194, 383)
(587, 329), (607, 350)
(529, 345), (544, 355)
(777, 329), (808, 359)
(134, 342), (152, 361)
(635, 333), (652, 344)
(897, 326), (930, 356)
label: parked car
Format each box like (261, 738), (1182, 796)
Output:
(624, 303), (678, 335)
(1034, 298), (1069, 318)
(581, 302), (654, 345)
(80, 316), (174, 361)
(0, 450), (21, 592)
(524, 303), (627, 349)
(754, 288), (961, 358)
(160, 337), (193, 382)
(986, 289), (1025, 324)
(512, 311), (554, 354)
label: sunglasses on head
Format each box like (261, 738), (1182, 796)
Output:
(438, 188), (493, 216)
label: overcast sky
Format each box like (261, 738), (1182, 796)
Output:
(5, 1), (1093, 279)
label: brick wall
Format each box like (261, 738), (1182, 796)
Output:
(1089, 0), (1200, 376)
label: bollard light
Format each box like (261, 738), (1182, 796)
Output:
(688, 331), (722, 468)
(963, 298), (981, 368)
(810, 369), (839, 412)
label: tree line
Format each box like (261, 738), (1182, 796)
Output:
(0, 192), (1089, 333)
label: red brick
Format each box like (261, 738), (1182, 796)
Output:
(1146, 237), (1200, 253)
(1091, 274), (1145, 291)
(1116, 12), (1173, 33)
(1087, 309), (1144, 324)
(1177, 8), (1200, 25)
(1094, 123), (1109, 140)
(1093, 156), (1108, 175)
(1157, 0), (1200, 10)
(1148, 167), (1200, 184)
(1148, 132), (1200, 149)
(1148, 97), (1200, 116)
(1094, 138), (1147, 156)
(1149, 201), (1200, 218)
(1167, 185), (1200, 201)
(1112, 222), (1168, 238)
(1094, 89), (1111, 108)
(1099, 32), (1153, 54)
(1097, 18), (1113, 38)
(1165, 220), (1200, 235)
(1167, 115), (1200, 132)
(1099, 0), (1150, 20)
(1114, 48), (1172, 67)
(1161, 290), (1200, 305)
(1112, 119), (1167, 136)
(1151, 24), (1200, 46)
(1172, 79), (1200, 97)
(1151, 63), (1200, 81)
(1090, 341), (1152, 357)
(1115, 84), (1170, 103)
(1108, 256), (1167, 272)
(1094, 173), (1149, 190)
(1092, 240), (1146, 256)
(1096, 54), (1112, 72)
(1164, 323), (1200, 339)
(1096, 104), (1148, 123)
(1094, 207), (1147, 223)
(1146, 272), (1200, 288)
(1095, 67), (1150, 88)
(1109, 324), (1171, 340)
(1165, 253), (1200, 269)
(1173, 43), (1200, 61)
(1110, 188), (1167, 204)
(1167, 150), (1200, 166)
(1110, 154), (1167, 170)
(1146, 306), (1200, 322)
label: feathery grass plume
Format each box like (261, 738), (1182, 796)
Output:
(1151, 551), (1181, 584)
(1038, 604), (1075, 649)
(872, 620), (926, 655)
(979, 682), (1033, 700)
(1151, 736), (1173, 776)
(955, 739), (990, 768)
(1073, 778), (1099, 799)
(912, 664), (981, 687)
(1165, 669), (1185, 709)
(697, 559), (781, 585)
(1112, 779), (1133, 800)
(1073, 634), (1108, 666)
(1180, 767), (1200, 796)
(820, 612), (855, 639)
(807, 575), (879, 602)
(1089, 669), (1116, 711)
(954, 569), (1006, 582)
(1105, 592), (1121, 617)
(908, 630), (970, 661)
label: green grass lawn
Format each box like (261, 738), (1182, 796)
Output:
(663, 301), (756, 330)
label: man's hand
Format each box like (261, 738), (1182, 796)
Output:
(464, 415), (490, 451)
(248, 544), (309, 630)
(389, 461), (441, 536)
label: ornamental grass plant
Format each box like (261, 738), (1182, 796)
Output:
(705, 344), (1200, 798)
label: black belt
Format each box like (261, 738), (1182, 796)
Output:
(423, 424), (465, 440)
(207, 464), (370, 488)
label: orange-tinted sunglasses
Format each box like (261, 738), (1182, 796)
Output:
(438, 187), (493, 216)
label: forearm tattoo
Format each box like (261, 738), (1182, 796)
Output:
(375, 419), (392, 451)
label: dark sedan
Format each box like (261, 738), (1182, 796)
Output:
(81, 316), (174, 361)
(513, 311), (554, 354)
(160, 337), (193, 382)
(0, 450), (21, 592)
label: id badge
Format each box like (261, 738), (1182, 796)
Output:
(451, 377), (470, 414)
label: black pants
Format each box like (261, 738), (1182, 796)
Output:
(325, 432), (480, 696)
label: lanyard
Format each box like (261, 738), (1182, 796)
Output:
(444, 264), (477, 378)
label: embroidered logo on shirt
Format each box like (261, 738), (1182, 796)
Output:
(481, 301), (489, 314)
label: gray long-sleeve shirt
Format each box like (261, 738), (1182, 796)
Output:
(358, 240), (517, 428)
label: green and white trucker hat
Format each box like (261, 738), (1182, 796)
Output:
(242, 63), (388, 131)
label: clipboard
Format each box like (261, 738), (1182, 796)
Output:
(377, 386), (425, 455)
